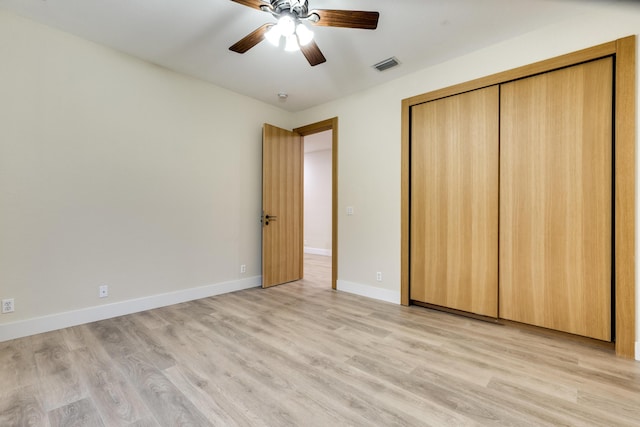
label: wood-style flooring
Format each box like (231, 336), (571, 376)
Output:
(1, 254), (639, 426)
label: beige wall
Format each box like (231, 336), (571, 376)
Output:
(0, 10), (291, 329)
(292, 3), (640, 350)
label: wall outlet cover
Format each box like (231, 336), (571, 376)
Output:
(99, 285), (109, 298)
(2, 298), (15, 313)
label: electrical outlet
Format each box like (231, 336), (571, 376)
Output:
(99, 285), (109, 298)
(376, 272), (382, 282)
(240, 264), (247, 274)
(2, 298), (14, 313)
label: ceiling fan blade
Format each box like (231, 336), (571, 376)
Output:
(229, 23), (272, 54)
(300, 40), (326, 66)
(310, 10), (379, 30)
(230, 0), (271, 12)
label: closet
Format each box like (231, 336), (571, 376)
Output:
(401, 37), (635, 356)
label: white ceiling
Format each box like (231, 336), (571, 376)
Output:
(0, 0), (631, 111)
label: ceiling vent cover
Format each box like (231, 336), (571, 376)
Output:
(373, 57), (400, 72)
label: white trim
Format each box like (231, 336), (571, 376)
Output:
(304, 247), (332, 256)
(0, 276), (261, 343)
(336, 280), (400, 304)
(636, 341), (640, 361)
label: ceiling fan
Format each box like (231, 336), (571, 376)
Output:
(229, 0), (380, 66)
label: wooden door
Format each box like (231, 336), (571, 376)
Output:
(410, 86), (499, 317)
(499, 58), (613, 341)
(262, 124), (303, 288)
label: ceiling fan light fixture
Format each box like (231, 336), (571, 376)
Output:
(284, 34), (300, 52)
(277, 15), (296, 37)
(229, 0), (380, 67)
(295, 23), (313, 46)
(264, 25), (281, 46)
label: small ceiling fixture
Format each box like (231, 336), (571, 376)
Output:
(277, 92), (288, 99)
(373, 57), (400, 72)
(229, 0), (380, 66)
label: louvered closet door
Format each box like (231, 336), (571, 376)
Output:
(499, 58), (613, 341)
(410, 86), (499, 317)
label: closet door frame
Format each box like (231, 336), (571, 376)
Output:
(401, 36), (636, 358)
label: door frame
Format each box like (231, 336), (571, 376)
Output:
(294, 117), (338, 290)
(401, 37), (636, 358)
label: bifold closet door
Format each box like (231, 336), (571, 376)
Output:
(410, 86), (499, 317)
(500, 58), (613, 341)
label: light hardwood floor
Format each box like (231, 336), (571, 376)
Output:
(1, 254), (639, 426)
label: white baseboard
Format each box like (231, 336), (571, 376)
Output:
(0, 276), (261, 343)
(304, 247), (332, 256)
(636, 341), (640, 361)
(336, 280), (400, 304)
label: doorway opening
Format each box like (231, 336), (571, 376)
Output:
(303, 130), (333, 288)
(294, 118), (338, 289)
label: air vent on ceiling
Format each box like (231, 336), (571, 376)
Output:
(373, 57), (400, 72)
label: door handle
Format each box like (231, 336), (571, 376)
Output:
(262, 213), (277, 226)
